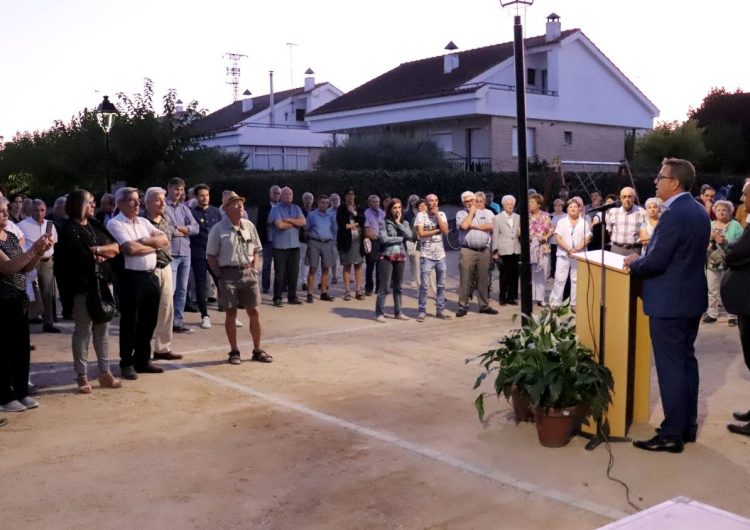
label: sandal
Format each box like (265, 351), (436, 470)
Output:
(77, 375), (92, 394)
(98, 372), (122, 389)
(251, 349), (273, 363)
(355, 291), (365, 300)
(228, 350), (242, 365)
(343, 292), (352, 301)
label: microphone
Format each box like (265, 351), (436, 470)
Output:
(588, 201), (621, 213)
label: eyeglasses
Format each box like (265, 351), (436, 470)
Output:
(655, 174), (676, 182)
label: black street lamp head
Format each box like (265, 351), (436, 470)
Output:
(499, 0), (534, 6)
(95, 95), (119, 133)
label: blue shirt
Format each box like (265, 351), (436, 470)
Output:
(268, 202), (304, 249)
(165, 200), (199, 256)
(306, 209), (336, 241)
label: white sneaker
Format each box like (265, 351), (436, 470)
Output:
(200, 316), (212, 329)
(1, 400), (26, 412)
(235, 319), (244, 327)
(19, 396), (39, 409)
(375, 315), (386, 323)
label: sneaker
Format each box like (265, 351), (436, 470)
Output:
(235, 318), (244, 327)
(394, 313), (410, 321)
(702, 315), (717, 324)
(417, 312), (426, 322)
(200, 316), (212, 329)
(306, 293), (314, 303)
(320, 292), (334, 302)
(172, 325), (193, 333)
(375, 315), (386, 323)
(1, 400), (26, 412)
(19, 396), (39, 409)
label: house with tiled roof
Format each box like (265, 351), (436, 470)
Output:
(308, 14), (659, 172)
(188, 70), (343, 170)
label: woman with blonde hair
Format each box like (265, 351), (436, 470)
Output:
(640, 197), (663, 254)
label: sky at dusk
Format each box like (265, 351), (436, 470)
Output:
(1, 0), (748, 141)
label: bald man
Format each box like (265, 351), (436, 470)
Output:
(606, 187), (646, 256)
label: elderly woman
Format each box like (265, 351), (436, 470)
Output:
(529, 193), (553, 306)
(0, 197), (53, 412)
(704, 199), (744, 325)
(639, 197), (663, 253)
(56, 190), (122, 393)
(375, 198), (413, 322)
(549, 196), (592, 311)
(492, 194), (521, 305)
(548, 198), (566, 279)
(336, 188), (366, 301)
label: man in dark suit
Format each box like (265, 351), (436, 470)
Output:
(624, 158), (710, 453)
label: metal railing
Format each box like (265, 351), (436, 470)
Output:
(445, 156), (492, 172)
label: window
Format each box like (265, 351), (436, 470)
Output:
(429, 132), (453, 153)
(527, 68), (536, 86)
(564, 131), (573, 145)
(295, 108), (306, 122)
(511, 127), (536, 157)
(541, 69), (548, 92)
(247, 146), (311, 171)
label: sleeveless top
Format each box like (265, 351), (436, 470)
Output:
(0, 231), (28, 300)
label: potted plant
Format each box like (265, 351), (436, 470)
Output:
(472, 306), (614, 447)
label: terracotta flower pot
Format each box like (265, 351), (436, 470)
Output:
(511, 386), (534, 423)
(534, 406), (580, 447)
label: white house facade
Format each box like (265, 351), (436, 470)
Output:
(307, 14), (659, 172)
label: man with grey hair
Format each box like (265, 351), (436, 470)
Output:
(108, 187), (170, 379)
(18, 199), (59, 332)
(455, 191), (497, 317)
(606, 186), (645, 256)
(268, 186), (306, 306)
(144, 187), (182, 361)
(256, 185), (281, 294)
(415, 193), (451, 321)
(364, 194), (385, 296)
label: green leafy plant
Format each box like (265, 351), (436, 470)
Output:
(471, 306), (614, 425)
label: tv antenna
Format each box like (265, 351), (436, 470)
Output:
(286, 42), (298, 87)
(224, 52), (248, 101)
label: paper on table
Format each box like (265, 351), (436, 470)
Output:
(572, 250), (626, 271)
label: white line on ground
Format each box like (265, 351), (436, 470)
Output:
(178, 364), (630, 522)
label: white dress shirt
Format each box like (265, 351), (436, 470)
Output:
(107, 213), (164, 271)
(18, 218), (57, 258)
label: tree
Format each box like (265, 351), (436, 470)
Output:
(634, 120), (708, 171)
(316, 133), (448, 171)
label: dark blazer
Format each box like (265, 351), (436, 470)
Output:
(629, 193), (710, 318)
(336, 204), (365, 253)
(723, 225), (750, 315)
(256, 202), (274, 245)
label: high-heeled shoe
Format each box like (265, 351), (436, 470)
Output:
(77, 375), (92, 394)
(98, 372), (122, 389)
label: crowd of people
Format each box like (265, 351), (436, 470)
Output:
(2, 163), (750, 444)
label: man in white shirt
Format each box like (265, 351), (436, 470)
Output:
(415, 193), (451, 322)
(18, 199), (59, 332)
(107, 187), (169, 380)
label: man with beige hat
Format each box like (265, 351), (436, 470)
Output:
(206, 191), (271, 365)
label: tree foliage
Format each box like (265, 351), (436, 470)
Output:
(634, 120), (708, 171)
(316, 133), (449, 171)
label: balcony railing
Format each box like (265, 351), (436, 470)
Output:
(446, 157), (492, 172)
(457, 81), (558, 97)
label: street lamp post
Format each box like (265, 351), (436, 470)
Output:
(95, 95), (119, 193)
(499, 0), (533, 317)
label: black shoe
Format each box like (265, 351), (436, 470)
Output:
(153, 351), (183, 361)
(172, 325), (193, 334)
(28, 317), (43, 324)
(43, 324), (61, 333)
(273, 298), (283, 307)
(61, 313), (74, 321)
(306, 293), (314, 303)
(733, 410), (750, 422)
(301, 283), (308, 291)
(183, 304), (199, 313)
(727, 422), (750, 436)
(633, 434), (684, 453)
(288, 298), (303, 305)
(207, 297), (217, 303)
(320, 292), (334, 302)
(365, 290), (373, 297)
(121, 366), (138, 380)
(508, 299), (518, 305)
(134, 362), (165, 374)
(656, 427), (696, 443)
(456, 308), (468, 317)
(479, 307), (499, 315)
(702, 315), (717, 324)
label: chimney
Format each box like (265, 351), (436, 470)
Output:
(241, 89), (253, 112)
(443, 41), (459, 74)
(545, 13), (561, 42)
(269, 71), (275, 126)
(304, 68), (315, 92)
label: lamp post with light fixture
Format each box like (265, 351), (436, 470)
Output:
(95, 95), (119, 193)
(499, 0), (533, 317)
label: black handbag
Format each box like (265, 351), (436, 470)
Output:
(87, 262), (117, 324)
(720, 265), (750, 316)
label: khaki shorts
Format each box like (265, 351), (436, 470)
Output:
(219, 267), (260, 309)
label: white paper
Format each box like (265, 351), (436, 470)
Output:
(572, 250), (626, 271)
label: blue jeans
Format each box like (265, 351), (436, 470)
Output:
(418, 257), (446, 314)
(170, 255), (191, 326)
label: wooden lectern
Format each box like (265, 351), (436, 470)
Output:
(573, 250), (651, 438)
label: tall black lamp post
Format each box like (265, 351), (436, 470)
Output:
(500, 0), (533, 317)
(95, 95), (119, 193)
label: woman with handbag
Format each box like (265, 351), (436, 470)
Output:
(705, 200), (743, 325)
(723, 182), (750, 436)
(374, 199), (412, 322)
(56, 190), (122, 394)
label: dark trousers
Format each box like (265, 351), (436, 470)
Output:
(376, 259), (405, 316)
(649, 316), (701, 439)
(191, 257), (220, 318)
(273, 247), (300, 301)
(738, 315), (750, 372)
(365, 241), (381, 293)
(0, 298), (31, 403)
(118, 270), (160, 368)
(498, 253), (520, 302)
(261, 245), (274, 293)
